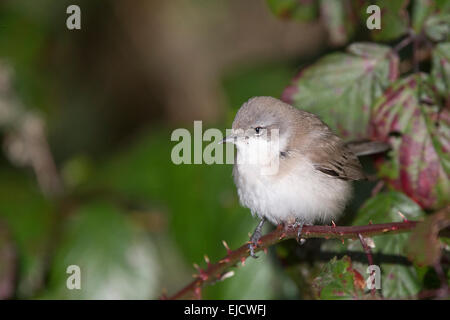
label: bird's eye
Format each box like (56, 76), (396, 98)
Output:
(255, 127), (263, 134)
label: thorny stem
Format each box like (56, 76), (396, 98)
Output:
(166, 221), (419, 300)
(358, 233), (376, 297)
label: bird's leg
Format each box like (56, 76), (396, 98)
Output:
(292, 219), (306, 245)
(249, 217), (266, 258)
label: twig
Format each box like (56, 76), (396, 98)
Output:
(167, 221), (418, 300)
(358, 233), (376, 297)
(358, 233), (374, 266)
(393, 35), (413, 53)
(371, 180), (385, 197)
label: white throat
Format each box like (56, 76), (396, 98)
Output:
(235, 135), (283, 176)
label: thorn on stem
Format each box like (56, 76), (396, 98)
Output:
(397, 211), (408, 222)
(365, 237), (376, 248)
(222, 240), (232, 254)
(219, 257), (230, 264)
(219, 271), (235, 281)
(193, 263), (208, 281)
(198, 271), (208, 281)
(168, 220), (419, 300)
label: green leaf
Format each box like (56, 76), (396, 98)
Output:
(425, 14), (450, 41)
(266, 0), (318, 21)
(42, 201), (160, 299)
(208, 254), (280, 299)
(312, 256), (366, 300)
(412, 0), (435, 32)
(370, 0), (409, 41)
(319, 0), (357, 46)
(353, 191), (425, 226)
(407, 206), (450, 266)
(431, 42), (450, 99)
(370, 74), (450, 210)
(283, 43), (398, 139)
(0, 170), (55, 298)
(351, 191), (426, 298)
(412, 0), (450, 40)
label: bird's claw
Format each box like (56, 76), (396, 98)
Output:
(248, 242), (259, 259)
(291, 221), (306, 245)
(248, 218), (266, 259)
(248, 232), (261, 258)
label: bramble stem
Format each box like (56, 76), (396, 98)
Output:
(166, 221), (418, 300)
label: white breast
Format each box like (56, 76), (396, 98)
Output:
(233, 155), (352, 225)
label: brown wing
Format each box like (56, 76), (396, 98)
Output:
(280, 106), (366, 181)
(313, 150), (366, 181)
(344, 139), (390, 157)
(308, 134), (366, 181)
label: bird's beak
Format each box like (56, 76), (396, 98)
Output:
(219, 133), (237, 144)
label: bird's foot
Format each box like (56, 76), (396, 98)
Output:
(248, 218), (266, 259)
(288, 220), (306, 245)
(248, 230), (262, 259)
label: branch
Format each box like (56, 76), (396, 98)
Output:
(166, 221), (418, 300)
(358, 233), (376, 297)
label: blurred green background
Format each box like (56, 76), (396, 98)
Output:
(0, 0), (329, 299)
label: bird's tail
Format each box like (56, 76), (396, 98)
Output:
(344, 139), (390, 157)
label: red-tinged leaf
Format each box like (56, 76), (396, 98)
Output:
(412, 0), (450, 40)
(319, 0), (358, 46)
(266, 0), (318, 21)
(282, 43), (398, 139)
(312, 256), (368, 300)
(352, 268), (366, 291)
(369, 74), (450, 210)
(424, 14), (450, 41)
(431, 42), (450, 100)
(407, 205), (450, 266)
(349, 191), (425, 298)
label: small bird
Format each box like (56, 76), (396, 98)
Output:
(222, 96), (388, 257)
